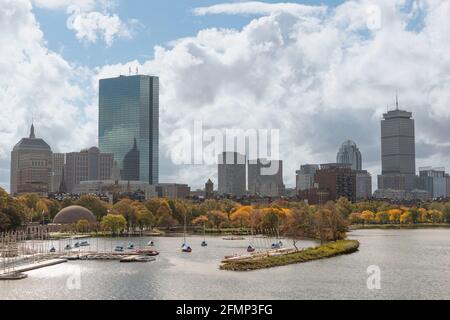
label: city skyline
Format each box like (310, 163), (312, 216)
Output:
(2, 0), (450, 193)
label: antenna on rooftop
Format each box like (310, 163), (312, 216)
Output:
(396, 90), (399, 110)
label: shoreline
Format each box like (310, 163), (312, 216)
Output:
(349, 223), (450, 230)
(220, 240), (360, 272)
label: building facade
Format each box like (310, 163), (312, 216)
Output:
(10, 124), (53, 197)
(314, 163), (356, 202)
(355, 170), (372, 200)
(73, 180), (157, 200)
(378, 106), (416, 191)
(419, 167), (447, 199)
(99, 74), (159, 184)
(205, 179), (214, 197)
(51, 153), (65, 193)
(336, 140), (362, 171)
(296, 164), (319, 192)
(155, 184), (191, 199)
(218, 152), (246, 196)
(248, 159), (284, 197)
(65, 147), (114, 193)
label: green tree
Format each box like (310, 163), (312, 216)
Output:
(101, 214), (127, 235)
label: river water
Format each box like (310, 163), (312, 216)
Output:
(0, 229), (449, 300)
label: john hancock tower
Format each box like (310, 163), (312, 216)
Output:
(99, 74), (159, 184)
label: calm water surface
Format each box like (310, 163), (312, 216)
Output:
(0, 229), (449, 300)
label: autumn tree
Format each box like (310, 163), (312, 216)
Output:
(76, 195), (109, 220)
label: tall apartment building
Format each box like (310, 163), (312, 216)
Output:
(218, 152), (246, 196)
(248, 159), (284, 197)
(65, 147), (114, 193)
(99, 74), (159, 184)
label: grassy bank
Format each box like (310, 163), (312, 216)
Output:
(349, 223), (450, 230)
(220, 240), (360, 272)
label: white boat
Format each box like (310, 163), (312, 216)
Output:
(115, 246), (124, 252)
(181, 215), (192, 253)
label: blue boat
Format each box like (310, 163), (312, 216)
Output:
(80, 240), (90, 247)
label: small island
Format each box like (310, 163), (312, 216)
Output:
(220, 240), (360, 271)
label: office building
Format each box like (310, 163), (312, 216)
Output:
(355, 170), (372, 200)
(378, 101), (416, 191)
(336, 140), (362, 171)
(10, 124), (52, 197)
(65, 147), (114, 193)
(51, 153), (65, 193)
(296, 164), (319, 192)
(218, 152), (246, 196)
(155, 184), (191, 199)
(314, 163), (356, 202)
(248, 159), (285, 197)
(205, 179), (214, 197)
(419, 167), (447, 199)
(99, 74), (159, 184)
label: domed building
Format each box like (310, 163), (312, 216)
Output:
(53, 205), (97, 225)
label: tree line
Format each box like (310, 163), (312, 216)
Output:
(2, 187), (450, 240)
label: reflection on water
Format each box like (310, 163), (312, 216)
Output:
(0, 229), (449, 300)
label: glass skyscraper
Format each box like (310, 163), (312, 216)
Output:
(336, 140), (362, 171)
(99, 75), (159, 184)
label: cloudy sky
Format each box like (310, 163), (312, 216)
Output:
(1, 0), (450, 192)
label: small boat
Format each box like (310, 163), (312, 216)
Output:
(127, 243), (135, 250)
(0, 272), (28, 281)
(147, 241), (154, 247)
(247, 245), (256, 253)
(115, 246), (125, 252)
(74, 242), (81, 248)
(49, 247), (56, 253)
(80, 241), (90, 247)
(137, 249), (160, 256)
(182, 245), (192, 253)
(201, 224), (208, 247)
(65, 244), (72, 250)
(120, 256), (156, 263)
(271, 243), (281, 250)
(181, 215), (192, 253)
